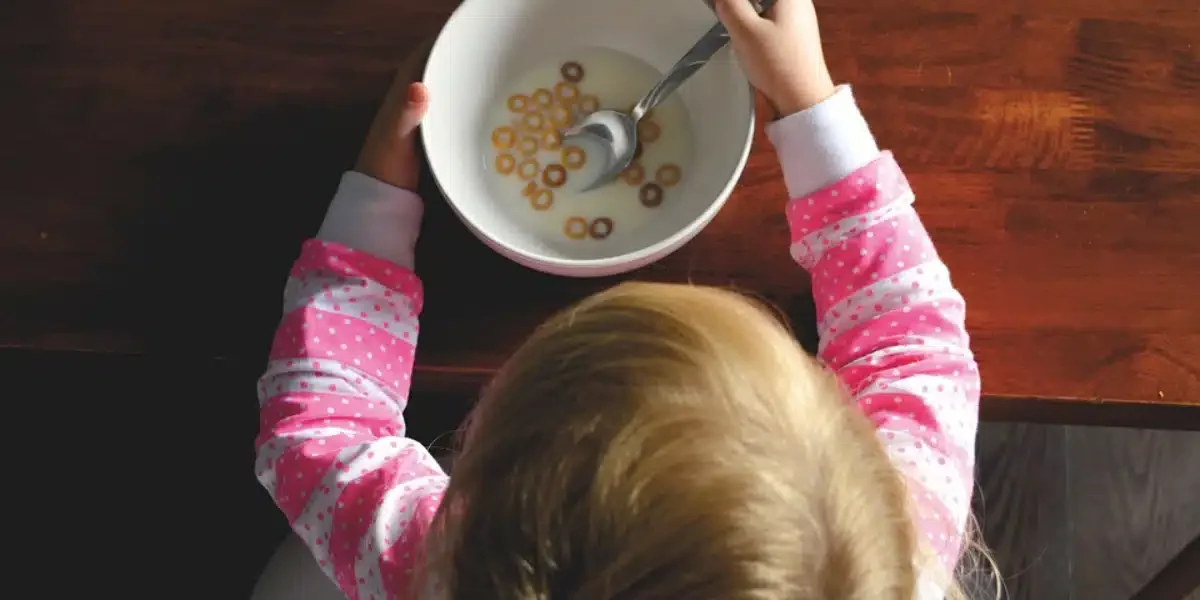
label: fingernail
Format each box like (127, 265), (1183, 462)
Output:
(407, 82), (428, 104)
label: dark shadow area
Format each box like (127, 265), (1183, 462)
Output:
(0, 348), (288, 597)
(0, 346), (475, 596)
(119, 96), (375, 361)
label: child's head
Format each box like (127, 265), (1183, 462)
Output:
(428, 282), (950, 599)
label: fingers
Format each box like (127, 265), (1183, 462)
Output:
(378, 37), (435, 114)
(376, 37), (435, 138)
(354, 43), (435, 190)
(713, 0), (764, 35)
(767, 0), (805, 23)
(397, 82), (430, 137)
(355, 82), (425, 189)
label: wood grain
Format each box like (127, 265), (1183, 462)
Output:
(973, 423), (1200, 600)
(1, 0), (1198, 418)
(974, 423), (1072, 599)
(1067, 427), (1200, 599)
(1131, 534), (1200, 600)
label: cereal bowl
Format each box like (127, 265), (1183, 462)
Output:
(422, 0), (756, 277)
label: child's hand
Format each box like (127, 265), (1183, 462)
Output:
(355, 41), (434, 191)
(713, 0), (836, 117)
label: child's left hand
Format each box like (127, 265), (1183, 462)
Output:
(355, 40), (434, 191)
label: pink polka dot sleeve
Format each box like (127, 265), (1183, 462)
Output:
(255, 239), (447, 600)
(784, 154), (980, 584)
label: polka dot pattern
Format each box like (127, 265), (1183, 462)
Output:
(330, 459), (408, 593)
(786, 151), (913, 269)
(282, 271), (420, 343)
(790, 200), (910, 270)
(785, 154), (981, 577)
(292, 240), (424, 312)
(270, 307), (417, 408)
(815, 262), (963, 354)
(809, 211), (943, 320)
(255, 240), (447, 600)
(819, 292), (970, 377)
(370, 481), (445, 598)
(259, 357), (399, 412)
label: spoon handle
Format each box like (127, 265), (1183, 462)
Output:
(631, 0), (778, 121)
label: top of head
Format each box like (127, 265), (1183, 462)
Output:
(422, 0), (756, 276)
(428, 282), (927, 598)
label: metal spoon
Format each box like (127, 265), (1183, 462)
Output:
(563, 0), (777, 192)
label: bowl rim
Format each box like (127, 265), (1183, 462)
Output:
(420, 0), (758, 273)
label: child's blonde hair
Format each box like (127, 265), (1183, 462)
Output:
(427, 282), (988, 599)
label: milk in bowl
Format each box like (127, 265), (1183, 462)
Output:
(421, 0), (756, 277)
(483, 47), (695, 255)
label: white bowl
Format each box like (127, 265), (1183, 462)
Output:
(422, 0), (756, 277)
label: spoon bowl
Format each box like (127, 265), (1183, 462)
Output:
(562, 109), (639, 191)
(562, 0), (776, 192)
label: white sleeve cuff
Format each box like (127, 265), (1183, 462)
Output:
(316, 171), (424, 270)
(764, 84), (880, 198)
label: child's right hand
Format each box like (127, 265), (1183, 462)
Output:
(713, 0), (836, 117)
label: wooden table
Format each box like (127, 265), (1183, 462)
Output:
(3, 0), (1198, 429)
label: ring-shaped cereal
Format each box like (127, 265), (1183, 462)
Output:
(522, 111), (546, 132)
(517, 158), (540, 180)
(529, 188), (554, 211)
(518, 136), (539, 157)
(620, 162), (645, 185)
(639, 182), (665, 208)
(507, 94), (531, 113)
(554, 82), (580, 104)
(495, 153), (516, 175)
(533, 88), (554, 109)
(588, 217), (614, 239)
(638, 120), (662, 143)
(540, 129), (562, 151)
(656, 163), (683, 187)
(542, 164), (568, 188)
(563, 217), (588, 240)
(633, 141), (645, 161)
(561, 61), (585, 83)
(561, 146), (587, 170)
(491, 125), (517, 149)
(578, 94), (600, 115)
(549, 105), (572, 129)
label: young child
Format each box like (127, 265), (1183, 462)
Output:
(254, 0), (990, 598)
